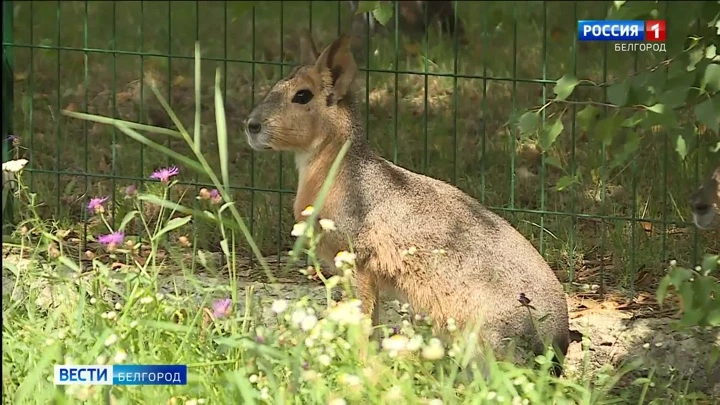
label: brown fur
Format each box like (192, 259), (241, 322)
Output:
(691, 165), (720, 230)
(245, 32), (570, 373)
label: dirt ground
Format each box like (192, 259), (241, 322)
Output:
(3, 251), (719, 399)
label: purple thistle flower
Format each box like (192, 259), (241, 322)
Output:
(213, 298), (232, 319)
(87, 196), (109, 214)
(150, 166), (179, 183)
(7, 135), (19, 146)
(209, 189), (222, 205)
(97, 231), (124, 246)
(124, 184), (137, 198)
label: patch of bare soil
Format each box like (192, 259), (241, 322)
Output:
(3, 251), (719, 397)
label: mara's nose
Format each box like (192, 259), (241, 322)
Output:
(246, 119), (262, 135)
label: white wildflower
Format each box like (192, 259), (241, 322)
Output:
(328, 399), (346, 405)
(421, 338), (445, 360)
(300, 314), (318, 331)
(271, 299), (288, 314)
(318, 354), (332, 367)
(334, 251), (356, 269)
(2, 158), (28, 173)
(300, 206), (315, 217)
(291, 222), (308, 237)
(384, 386), (403, 402)
(104, 334), (118, 347)
(290, 309), (307, 327)
(139, 296), (153, 305)
(113, 350), (127, 364)
(406, 335), (423, 352)
(319, 218), (337, 232)
(428, 400), (443, 405)
(382, 334), (409, 353)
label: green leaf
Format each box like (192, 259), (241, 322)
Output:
(576, 105), (600, 131)
(644, 103), (666, 114)
(610, 131), (639, 168)
(119, 210), (140, 232)
(355, 0), (380, 14)
(540, 118), (564, 151)
(669, 267), (693, 286)
(675, 134), (688, 160)
(154, 216), (192, 242)
(58, 256), (81, 273)
(622, 112), (645, 128)
(658, 87), (690, 109)
(700, 63), (720, 93)
(701, 254), (719, 274)
(544, 155), (563, 170)
(656, 275), (672, 306)
(556, 175), (575, 191)
(518, 111), (541, 136)
(607, 81), (630, 106)
(594, 114), (624, 146)
(553, 74), (580, 101)
(694, 95), (720, 134)
(372, 2), (393, 26)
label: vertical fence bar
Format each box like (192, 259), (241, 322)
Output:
(480, 6), (488, 203)
(249, 5), (256, 255)
(451, 0), (459, 185)
(629, 41), (640, 295)
(82, 1), (90, 251)
(392, 1), (399, 164)
(28, 3), (34, 191)
(509, 2), (517, 209)
(110, 2), (118, 229)
(599, 36), (608, 297)
(568, 1), (578, 284)
(277, 1), (285, 266)
(1, 1), (15, 232)
(54, 2), (61, 220)
(138, 1), (146, 246)
(422, 2), (429, 174)
(538, 2), (548, 255)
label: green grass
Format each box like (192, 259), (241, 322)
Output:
(2, 169), (712, 404)
(5, 1), (719, 293)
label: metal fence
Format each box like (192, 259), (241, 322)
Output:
(2, 1), (717, 294)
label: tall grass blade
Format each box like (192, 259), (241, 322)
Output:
(215, 68), (230, 191)
(194, 42), (202, 152)
(60, 110), (183, 138)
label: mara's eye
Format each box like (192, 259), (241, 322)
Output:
(292, 89), (314, 104)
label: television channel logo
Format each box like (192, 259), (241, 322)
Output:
(578, 20), (666, 52)
(54, 364), (188, 386)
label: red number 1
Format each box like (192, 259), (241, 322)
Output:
(645, 20), (666, 42)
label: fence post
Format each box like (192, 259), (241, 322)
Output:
(2, 1), (15, 234)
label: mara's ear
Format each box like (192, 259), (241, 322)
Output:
(314, 34), (357, 103)
(299, 29), (319, 66)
